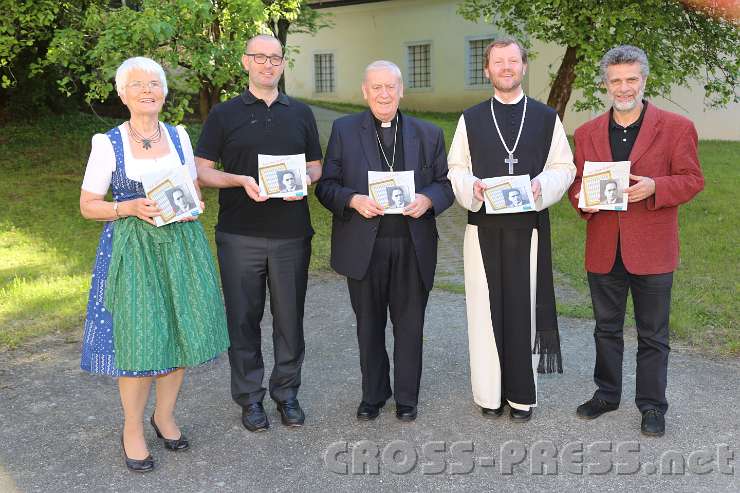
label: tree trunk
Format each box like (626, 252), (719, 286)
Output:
(546, 45), (579, 122)
(269, 18), (291, 94)
(198, 82), (223, 121)
(210, 84), (221, 112)
(198, 85), (211, 123)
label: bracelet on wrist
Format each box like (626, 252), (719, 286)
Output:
(113, 201), (120, 218)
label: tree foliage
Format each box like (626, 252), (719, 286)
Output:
(35, 0), (327, 122)
(44, 0), (268, 122)
(0, 1), (98, 116)
(458, 0), (740, 120)
(263, 0), (333, 92)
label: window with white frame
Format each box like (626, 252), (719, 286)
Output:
(314, 53), (335, 93)
(406, 43), (431, 89)
(468, 37), (496, 86)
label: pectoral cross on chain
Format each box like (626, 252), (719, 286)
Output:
(505, 152), (518, 175)
(491, 95), (528, 176)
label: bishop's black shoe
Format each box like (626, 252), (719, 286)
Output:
(395, 404), (417, 422)
(641, 409), (665, 437)
(481, 404), (506, 418)
(509, 407), (533, 422)
(576, 397), (619, 420)
(241, 402), (270, 432)
(276, 399), (305, 427)
(356, 401), (384, 421)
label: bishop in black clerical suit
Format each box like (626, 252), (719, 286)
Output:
(448, 39), (575, 422)
(316, 60), (454, 422)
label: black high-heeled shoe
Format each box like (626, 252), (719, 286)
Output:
(121, 435), (155, 473)
(150, 415), (189, 451)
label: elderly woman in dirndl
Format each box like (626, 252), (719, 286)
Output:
(79, 56), (229, 473)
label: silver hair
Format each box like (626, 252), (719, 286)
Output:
(599, 45), (650, 83)
(115, 57), (168, 97)
(364, 60), (403, 85)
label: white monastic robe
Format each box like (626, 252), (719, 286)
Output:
(448, 92), (575, 411)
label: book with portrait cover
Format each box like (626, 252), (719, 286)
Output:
(140, 166), (202, 227)
(578, 161), (631, 211)
(482, 174), (535, 214)
(257, 153), (308, 198)
(368, 170), (415, 214)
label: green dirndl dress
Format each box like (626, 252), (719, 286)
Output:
(80, 124), (229, 375)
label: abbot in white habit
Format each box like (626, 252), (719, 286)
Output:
(447, 38), (575, 421)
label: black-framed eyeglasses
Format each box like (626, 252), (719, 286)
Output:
(246, 53), (284, 66)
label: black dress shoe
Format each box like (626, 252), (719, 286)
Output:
(481, 404), (506, 418)
(121, 435), (155, 473)
(150, 415), (189, 451)
(576, 397), (619, 420)
(242, 402), (269, 432)
(395, 404), (417, 422)
(641, 409), (665, 437)
(356, 401), (384, 421)
(276, 399), (305, 427)
(509, 407), (533, 422)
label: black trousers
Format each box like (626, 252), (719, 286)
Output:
(347, 236), (430, 407)
(587, 249), (673, 413)
(477, 225), (537, 406)
(216, 231), (310, 407)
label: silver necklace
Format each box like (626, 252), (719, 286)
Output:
(374, 115), (398, 172)
(127, 121), (162, 150)
(490, 95), (527, 174)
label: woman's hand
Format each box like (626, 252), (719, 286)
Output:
(121, 198), (161, 225)
(178, 201), (205, 222)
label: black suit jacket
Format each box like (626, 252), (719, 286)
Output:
(315, 110), (454, 290)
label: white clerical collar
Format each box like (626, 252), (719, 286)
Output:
(493, 90), (525, 105)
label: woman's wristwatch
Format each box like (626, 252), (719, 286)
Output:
(113, 201), (120, 218)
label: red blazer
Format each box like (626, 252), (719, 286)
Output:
(568, 103), (704, 275)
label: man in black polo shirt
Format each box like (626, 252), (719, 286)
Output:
(195, 34), (322, 432)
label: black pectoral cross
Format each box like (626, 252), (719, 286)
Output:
(505, 152), (518, 175)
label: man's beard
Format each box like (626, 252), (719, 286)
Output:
(492, 74), (522, 93)
(612, 86), (645, 112)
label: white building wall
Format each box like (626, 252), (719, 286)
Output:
(287, 0), (739, 139)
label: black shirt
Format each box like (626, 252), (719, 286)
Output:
(609, 100), (647, 162)
(373, 114), (409, 238)
(491, 96), (526, 152)
(195, 90), (322, 238)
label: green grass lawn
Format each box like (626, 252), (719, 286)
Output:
(1, 111), (737, 355)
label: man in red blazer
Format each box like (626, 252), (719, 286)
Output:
(568, 45), (704, 437)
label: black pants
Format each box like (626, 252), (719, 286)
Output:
(216, 231), (310, 407)
(587, 250), (673, 413)
(347, 236), (430, 407)
(477, 225), (537, 406)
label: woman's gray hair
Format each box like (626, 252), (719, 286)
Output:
(364, 60), (403, 85)
(115, 57), (169, 97)
(600, 45), (650, 83)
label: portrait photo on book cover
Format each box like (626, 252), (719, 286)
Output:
(166, 186), (196, 215)
(503, 187), (529, 208)
(277, 170), (303, 194)
(599, 179), (623, 205)
(385, 185), (408, 209)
